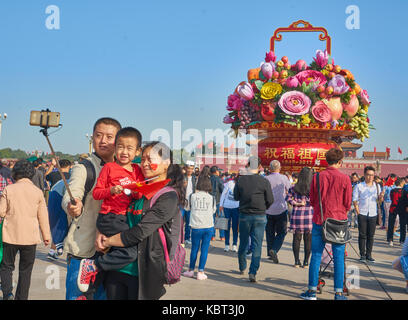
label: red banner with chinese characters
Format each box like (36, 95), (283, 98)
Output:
(258, 140), (337, 173)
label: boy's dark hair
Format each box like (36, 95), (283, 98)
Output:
(210, 166), (219, 174)
(93, 117), (122, 134)
(115, 127), (142, 148)
(395, 178), (405, 187)
(59, 159), (71, 168)
(12, 160), (35, 181)
(325, 148), (344, 165)
(196, 175), (212, 193)
(364, 166), (376, 174)
(33, 159), (41, 168)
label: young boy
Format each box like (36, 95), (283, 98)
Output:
(77, 127), (144, 293)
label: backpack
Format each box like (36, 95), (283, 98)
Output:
(79, 159), (96, 206)
(48, 179), (69, 246)
(150, 186), (186, 285)
(0, 174), (13, 196)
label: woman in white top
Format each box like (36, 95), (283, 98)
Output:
(182, 167), (216, 280)
(219, 173), (240, 252)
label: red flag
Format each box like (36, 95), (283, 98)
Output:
(126, 179), (171, 200)
(197, 142), (203, 149)
(386, 147), (391, 155)
(207, 141), (213, 149)
(385, 176), (397, 187)
(374, 147), (376, 153)
(398, 147), (402, 154)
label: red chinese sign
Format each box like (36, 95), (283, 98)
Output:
(258, 141), (337, 172)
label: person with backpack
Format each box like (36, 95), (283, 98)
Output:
(62, 117), (122, 300)
(98, 141), (185, 300)
(183, 167), (216, 280)
(387, 178), (405, 246)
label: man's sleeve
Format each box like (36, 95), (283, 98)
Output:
(0, 188), (8, 218)
(344, 178), (352, 211)
(264, 180), (274, 209)
(61, 163), (87, 214)
(352, 183), (359, 203)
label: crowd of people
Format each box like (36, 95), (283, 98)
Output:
(0, 117), (407, 300)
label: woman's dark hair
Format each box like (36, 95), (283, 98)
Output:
(199, 166), (211, 179)
(12, 159), (35, 181)
(196, 174), (212, 193)
(142, 141), (185, 206)
(293, 167), (314, 197)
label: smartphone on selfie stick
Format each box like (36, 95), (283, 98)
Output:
(29, 109), (76, 205)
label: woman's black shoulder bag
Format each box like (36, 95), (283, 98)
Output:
(317, 172), (352, 245)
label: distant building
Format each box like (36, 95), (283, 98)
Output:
(362, 151), (389, 161)
(340, 142), (362, 159)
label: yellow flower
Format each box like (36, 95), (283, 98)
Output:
(321, 70), (329, 76)
(260, 82), (282, 100)
(301, 114), (311, 125)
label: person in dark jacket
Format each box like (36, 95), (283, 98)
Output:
(210, 166), (224, 240)
(233, 156), (274, 283)
(99, 141), (185, 300)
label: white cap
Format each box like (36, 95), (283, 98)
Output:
(186, 160), (195, 166)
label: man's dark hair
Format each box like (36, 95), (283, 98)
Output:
(59, 159), (72, 168)
(325, 148), (344, 165)
(364, 166), (376, 174)
(115, 127), (142, 148)
(196, 175), (212, 193)
(389, 173), (397, 179)
(351, 172), (359, 178)
(210, 166), (219, 174)
(32, 159), (41, 168)
(93, 117), (122, 134)
(247, 156), (261, 170)
(12, 160), (35, 181)
(395, 178), (405, 187)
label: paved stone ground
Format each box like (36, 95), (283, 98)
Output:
(3, 227), (408, 300)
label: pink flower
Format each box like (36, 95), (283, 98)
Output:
(237, 82), (255, 101)
(265, 51), (276, 63)
(261, 62), (274, 80)
(328, 75), (349, 95)
(286, 76), (299, 88)
(313, 49), (329, 68)
(223, 115), (235, 124)
(311, 101), (332, 123)
(227, 94), (244, 111)
(294, 59), (307, 71)
(359, 89), (371, 105)
(296, 70), (327, 88)
(278, 91), (311, 116)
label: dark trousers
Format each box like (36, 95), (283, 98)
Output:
(358, 215), (377, 258)
(95, 213), (138, 271)
(387, 212), (398, 242)
(292, 231), (311, 264)
(104, 270), (139, 300)
(0, 243), (36, 300)
(265, 211), (288, 255)
(399, 212), (407, 244)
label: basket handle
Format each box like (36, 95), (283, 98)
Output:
(270, 20), (331, 55)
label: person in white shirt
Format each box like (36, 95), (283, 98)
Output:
(182, 162), (197, 245)
(182, 167), (216, 280)
(220, 174), (240, 252)
(353, 166), (384, 263)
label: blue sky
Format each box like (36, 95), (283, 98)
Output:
(0, 0), (406, 158)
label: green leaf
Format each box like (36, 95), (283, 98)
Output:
(254, 80), (264, 91)
(259, 70), (266, 81)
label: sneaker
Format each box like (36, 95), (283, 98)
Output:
(3, 293), (14, 300)
(359, 255), (366, 261)
(239, 270), (245, 275)
(248, 274), (256, 282)
(211, 237), (215, 241)
(394, 232), (400, 238)
(246, 250), (252, 258)
(182, 270), (194, 278)
(303, 261), (309, 269)
(197, 272), (208, 280)
(300, 290), (317, 300)
(56, 248), (64, 256)
(294, 260), (301, 268)
(334, 293), (348, 300)
(220, 237), (225, 241)
(185, 240), (192, 245)
(224, 245), (230, 252)
(389, 241), (394, 247)
(76, 295), (87, 300)
(366, 257), (375, 263)
(47, 251), (59, 261)
(77, 259), (99, 293)
(380, 226), (386, 230)
(232, 245), (238, 252)
(268, 250), (279, 264)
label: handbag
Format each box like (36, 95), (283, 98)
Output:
(150, 187), (186, 285)
(317, 172), (352, 245)
(213, 196), (229, 230)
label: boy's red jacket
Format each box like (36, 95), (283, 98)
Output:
(93, 162), (144, 215)
(390, 188), (403, 214)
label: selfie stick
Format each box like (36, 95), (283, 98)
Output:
(39, 110), (76, 206)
